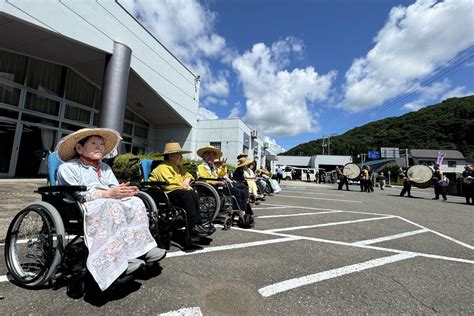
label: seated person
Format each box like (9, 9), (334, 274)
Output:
(197, 146), (253, 219)
(239, 159), (260, 200)
(148, 143), (213, 237)
(56, 128), (166, 291)
(257, 168), (274, 194)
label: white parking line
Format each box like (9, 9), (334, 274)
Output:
(257, 211), (343, 219)
(258, 253), (417, 297)
(276, 194), (361, 203)
(395, 216), (474, 251)
(159, 307), (203, 316)
(166, 237), (302, 258)
(263, 216), (394, 233)
(0, 275), (9, 283)
(352, 229), (430, 246)
(232, 227), (474, 265)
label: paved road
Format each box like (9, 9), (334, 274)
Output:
(1, 181), (473, 315)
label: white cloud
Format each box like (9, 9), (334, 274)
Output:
(339, 0), (474, 112)
(263, 136), (286, 154)
(232, 38), (336, 137)
(227, 106), (240, 118)
(205, 74), (230, 97)
(202, 96), (227, 107)
(198, 107), (218, 120)
(120, 0), (229, 100)
(402, 79), (474, 111)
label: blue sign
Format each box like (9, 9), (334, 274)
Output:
(368, 151), (380, 159)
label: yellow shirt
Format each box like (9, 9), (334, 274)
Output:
(217, 165), (228, 177)
(363, 169), (369, 180)
(149, 160), (194, 193)
(197, 161), (218, 179)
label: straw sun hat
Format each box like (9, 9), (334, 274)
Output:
(236, 157), (253, 168)
(197, 145), (223, 159)
(236, 153), (248, 160)
(157, 142), (191, 156)
(56, 128), (122, 162)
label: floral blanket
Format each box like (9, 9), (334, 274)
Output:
(83, 196), (156, 290)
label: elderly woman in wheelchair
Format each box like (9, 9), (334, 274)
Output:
(197, 146), (255, 228)
(148, 143), (215, 239)
(5, 128), (165, 293)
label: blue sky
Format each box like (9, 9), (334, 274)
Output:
(121, 0), (474, 153)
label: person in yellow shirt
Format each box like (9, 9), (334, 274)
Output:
(197, 146), (253, 226)
(149, 143), (213, 237)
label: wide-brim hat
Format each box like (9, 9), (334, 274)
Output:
(56, 128), (121, 162)
(157, 142), (191, 156)
(197, 146), (223, 159)
(237, 153), (248, 160)
(236, 158), (253, 168)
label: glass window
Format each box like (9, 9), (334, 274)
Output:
(0, 83), (20, 106)
(25, 93), (60, 116)
(243, 133), (250, 149)
(61, 122), (85, 131)
(0, 107), (19, 119)
(448, 161), (456, 168)
(132, 146), (145, 155)
(64, 104), (91, 124)
(93, 112), (98, 126)
(124, 143), (131, 153)
(0, 50), (28, 84)
(21, 113), (59, 127)
(26, 58), (64, 96)
(65, 70), (94, 107)
(93, 88), (101, 109)
(124, 109), (134, 121)
(210, 142), (221, 150)
(134, 115), (149, 127)
(123, 122), (133, 135)
(134, 126), (148, 138)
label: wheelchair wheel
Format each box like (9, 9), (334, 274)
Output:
(192, 181), (220, 225)
(136, 191), (159, 238)
(4, 202), (65, 288)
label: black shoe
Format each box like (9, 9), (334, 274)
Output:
(432, 197), (439, 200)
(191, 225), (211, 237)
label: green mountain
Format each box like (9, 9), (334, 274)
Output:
(283, 95), (474, 160)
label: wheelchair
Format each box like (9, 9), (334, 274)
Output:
(3, 152), (160, 289)
(195, 174), (246, 230)
(132, 159), (221, 248)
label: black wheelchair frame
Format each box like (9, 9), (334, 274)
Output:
(128, 158), (220, 249)
(3, 184), (160, 289)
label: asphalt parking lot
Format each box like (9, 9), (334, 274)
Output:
(0, 180), (473, 315)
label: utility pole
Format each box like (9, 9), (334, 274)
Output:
(405, 148), (409, 168)
(322, 134), (325, 155)
(328, 135), (331, 155)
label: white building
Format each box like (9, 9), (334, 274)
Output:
(0, 1), (201, 177)
(271, 155), (352, 173)
(410, 149), (468, 174)
(197, 118), (276, 169)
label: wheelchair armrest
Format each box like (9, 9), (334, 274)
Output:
(36, 185), (87, 193)
(140, 181), (168, 187)
(198, 177), (222, 181)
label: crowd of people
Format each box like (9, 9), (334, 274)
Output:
(54, 128), (281, 293)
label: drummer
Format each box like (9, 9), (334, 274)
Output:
(336, 166), (349, 191)
(398, 167), (413, 197)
